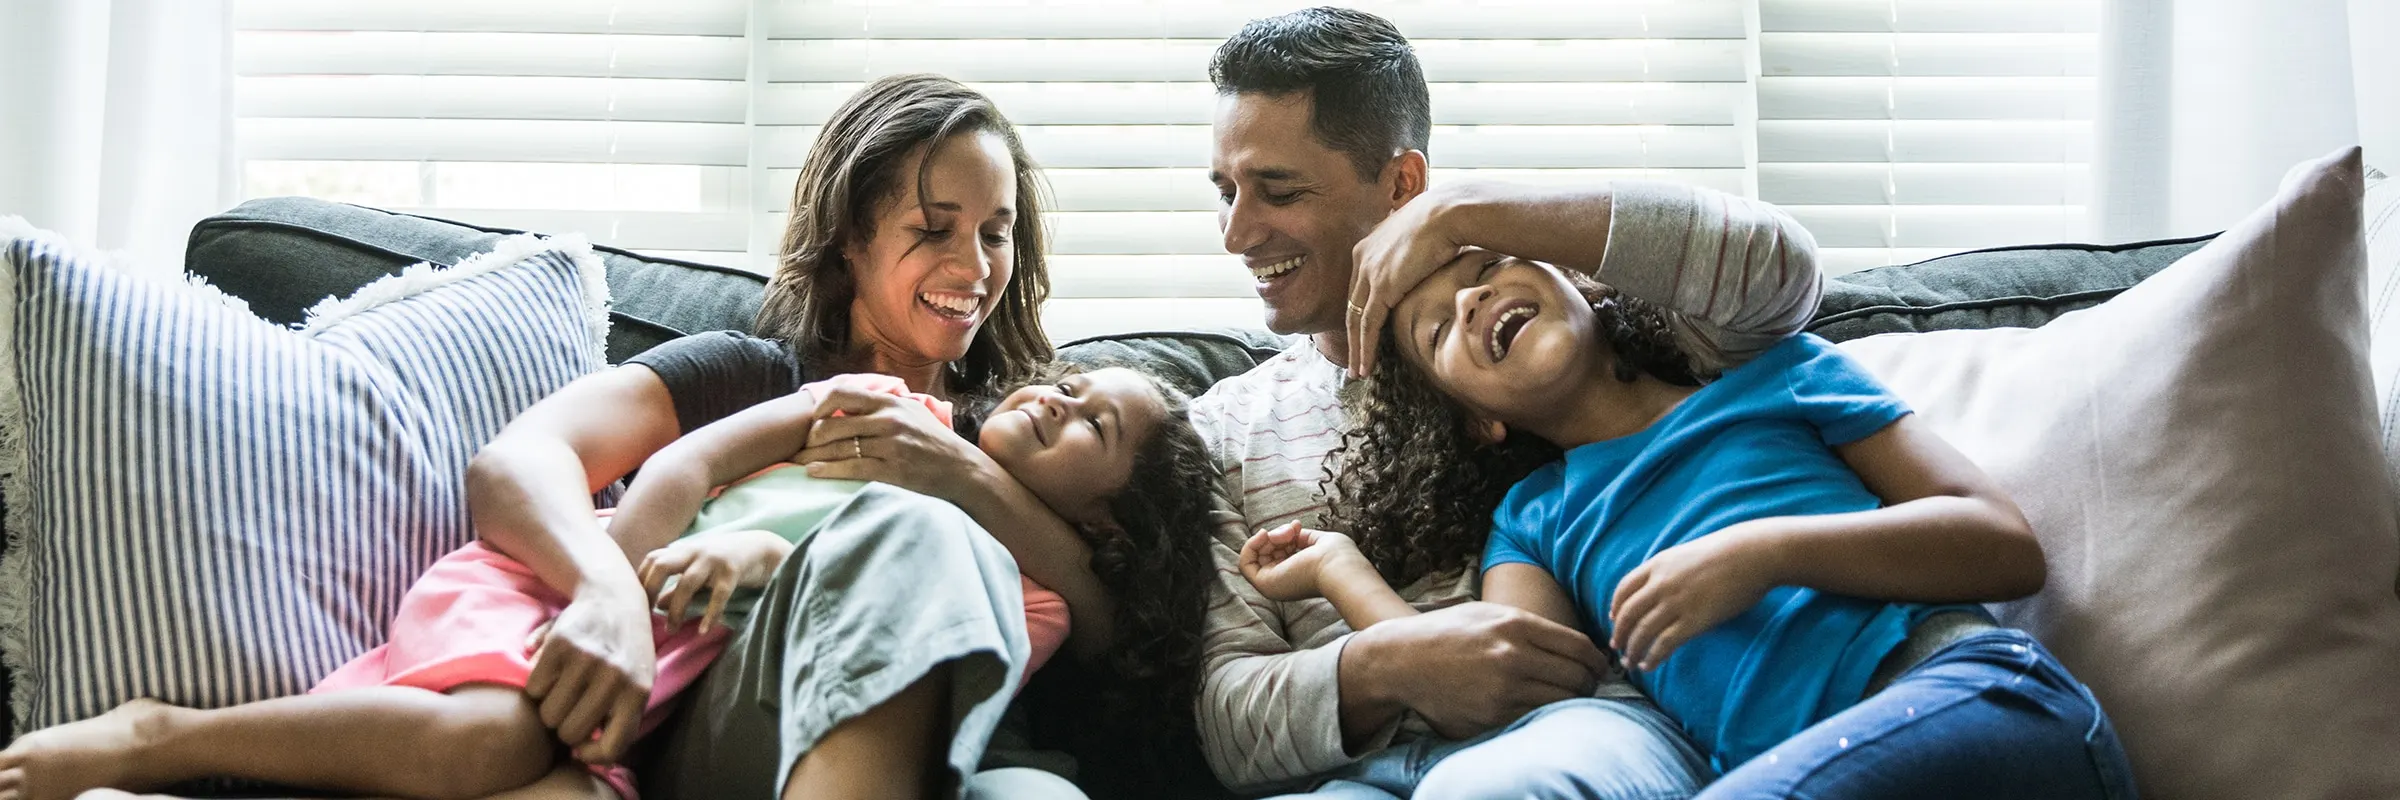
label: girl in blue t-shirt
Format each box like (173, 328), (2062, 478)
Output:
(1241, 250), (2135, 799)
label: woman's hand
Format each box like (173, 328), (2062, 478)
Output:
(1239, 523), (1366, 602)
(793, 384), (997, 504)
(524, 581), (657, 766)
(638, 529), (795, 634)
(1609, 525), (1780, 672)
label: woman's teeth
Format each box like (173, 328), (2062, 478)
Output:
(1249, 255), (1305, 281)
(1489, 305), (1537, 362)
(919, 292), (979, 318)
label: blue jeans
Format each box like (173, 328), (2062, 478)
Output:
(1699, 630), (2137, 800)
(1270, 696), (1711, 800)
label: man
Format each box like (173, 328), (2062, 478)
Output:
(1189, 7), (1823, 799)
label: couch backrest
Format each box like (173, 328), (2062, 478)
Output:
(184, 197), (2216, 389)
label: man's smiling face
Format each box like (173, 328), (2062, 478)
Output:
(1209, 91), (1402, 337)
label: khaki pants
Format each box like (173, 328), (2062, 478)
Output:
(640, 483), (1083, 800)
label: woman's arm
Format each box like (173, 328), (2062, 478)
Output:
(467, 365), (680, 599)
(462, 364), (683, 765)
(601, 389), (829, 562)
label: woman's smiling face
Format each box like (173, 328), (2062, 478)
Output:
(843, 130), (1019, 373)
(1393, 250), (1605, 436)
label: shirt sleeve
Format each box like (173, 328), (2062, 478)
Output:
(1017, 576), (1070, 687)
(1186, 392), (1382, 791)
(1781, 334), (1914, 446)
(1597, 180), (1825, 375)
(1481, 465), (1562, 572)
(623, 331), (806, 433)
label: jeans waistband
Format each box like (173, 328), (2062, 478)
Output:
(1864, 610), (2000, 695)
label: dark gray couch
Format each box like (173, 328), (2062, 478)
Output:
(0, 196), (2215, 794)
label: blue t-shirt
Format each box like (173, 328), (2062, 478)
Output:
(1484, 333), (1969, 771)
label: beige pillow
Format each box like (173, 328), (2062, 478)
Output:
(1839, 147), (2400, 800)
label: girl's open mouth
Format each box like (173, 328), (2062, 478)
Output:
(1487, 300), (1537, 363)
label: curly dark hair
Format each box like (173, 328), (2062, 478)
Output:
(1009, 361), (1219, 794)
(1323, 276), (1700, 587)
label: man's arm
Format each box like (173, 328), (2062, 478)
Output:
(1348, 179), (1822, 375)
(1195, 493), (1389, 790)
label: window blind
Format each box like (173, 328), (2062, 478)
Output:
(235, 1), (2092, 340)
(1757, 0), (2098, 273)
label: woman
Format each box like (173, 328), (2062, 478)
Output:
(464, 74), (1105, 800)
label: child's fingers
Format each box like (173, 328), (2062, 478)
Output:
(1609, 567), (1652, 632)
(641, 550), (686, 602)
(699, 573), (735, 635)
(1269, 521), (1305, 547)
(1613, 587), (1668, 666)
(1623, 607), (1680, 672)
(1609, 578), (1662, 655)
(664, 563), (710, 626)
(1643, 621), (1701, 671)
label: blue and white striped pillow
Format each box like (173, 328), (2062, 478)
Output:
(0, 221), (609, 735)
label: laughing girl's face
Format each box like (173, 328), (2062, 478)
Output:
(1393, 250), (1606, 436)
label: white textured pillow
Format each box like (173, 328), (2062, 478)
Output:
(0, 221), (608, 734)
(1839, 147), (2400, 799)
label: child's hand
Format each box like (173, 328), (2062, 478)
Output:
(1610, 528), (1775, 672)
(1239, 522), (1363, 602)
(638, 529), (795, 634)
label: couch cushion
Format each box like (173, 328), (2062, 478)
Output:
(1056, 328), (1295, 399)
(1840, 147), (2400, 800)
(186, 198), (766, 364)
(1811, 234), (2216, 342)
(0, 221), (608, 736)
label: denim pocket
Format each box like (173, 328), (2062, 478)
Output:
(2030, 640), (2139, 800)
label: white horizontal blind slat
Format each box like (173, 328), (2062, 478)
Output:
(1758, 0), (2096, 260)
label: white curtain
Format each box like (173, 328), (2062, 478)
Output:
(0, 0), (235, 272)
(2096, 0), (2396, 241)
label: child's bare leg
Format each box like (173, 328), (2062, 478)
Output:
(0, 686), (554, 800)
(781, 666), (953, 800)
(479, 763), (620, 800)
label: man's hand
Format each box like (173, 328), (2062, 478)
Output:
(1238, 523), (1361, 602)
(1346, 187), (1475, 377)
(1610, 526), (1777, 672)
(524, 583), (657, 766)
(1343, 601), (1607, 741)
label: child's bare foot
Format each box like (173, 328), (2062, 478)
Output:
(0, 698), (177, 800)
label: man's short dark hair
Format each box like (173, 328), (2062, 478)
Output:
(1209, 6), (1431, 183)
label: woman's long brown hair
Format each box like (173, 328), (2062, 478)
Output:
(756, 73), (1054, 404)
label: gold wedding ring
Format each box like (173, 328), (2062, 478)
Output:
(1347, 301), (1367, 317)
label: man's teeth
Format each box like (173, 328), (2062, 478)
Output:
(1489, 305), (1536, 362)
(920, 292), (978, 316)
(1249, 255), (1305, 281)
